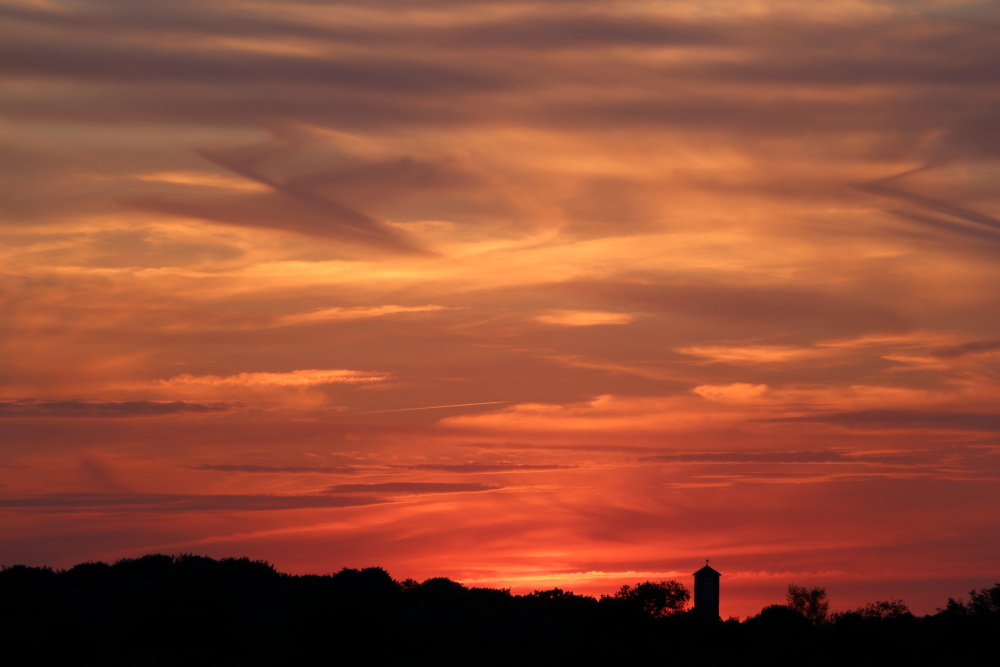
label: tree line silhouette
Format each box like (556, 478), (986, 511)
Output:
(1, 554), (996, 665)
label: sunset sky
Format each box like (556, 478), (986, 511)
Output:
(2, 0), (999, 618)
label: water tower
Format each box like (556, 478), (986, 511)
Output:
(693, 561), (721, 619)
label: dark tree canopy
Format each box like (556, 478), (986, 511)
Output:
(2, 555), (999, 665)
(610, 580), (690, 618)
(858, 598), (911, 620)
(787, 584), (829, 625)
(942, 583), (1000, 618)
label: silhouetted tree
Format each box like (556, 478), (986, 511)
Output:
(787, 584), (828, 624)
(330, 565), (401, 601)
(523, 588), (597, 615)
(527, 588), (589, 602)
(608, 580), (690, 617)
(411, 576), (467, 603)
(858, 598), (911, 620)
(941, 583), (1000, 618)
(747, 604), (812, 628)
(967, 583), (1000, 617)
(468, 586), (513, 605)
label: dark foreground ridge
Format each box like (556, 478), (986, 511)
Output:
(1, 554), (997, 666)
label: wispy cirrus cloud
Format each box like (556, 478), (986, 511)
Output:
(130, 170), (268, 191)
(769, 410), (1000, 433)
(930, 339), (1000, 360)
(692, 383), (768, 402)
(535, 310), (636, 326)
(0, 492), (382, 513)
(158, 369), (388, 388)
(274, 304), (450, 327)
(191, 464), (357, 475)
(640, 448), (974, 468)
(440, 394), (735, 433)
(135, 369), (391, 408)
(324, 482), (503, 495)
(398, 463), (575, 474)
(678, 345), (825, 365)
(0, 399), (230, 419)
(0, 483), (507, 513)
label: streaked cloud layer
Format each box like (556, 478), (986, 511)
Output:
(2, 0), (998, 617)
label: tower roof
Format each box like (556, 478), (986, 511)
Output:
(693, 564), (721, 577)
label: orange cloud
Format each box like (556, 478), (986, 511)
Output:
(693, 383), (769, 402)
(535, 310), (637, 326)
(160, 369), (388, 388)
(274, 304), (451, 326)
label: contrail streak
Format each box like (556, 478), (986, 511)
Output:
(347, 401), (510, 415)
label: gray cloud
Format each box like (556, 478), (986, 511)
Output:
(192, 464), (357, 474)
(931, 340), (1000, 359)
(0, 399), (231, 418)
(856, 166), (1000, 244)
(0, 492), (382, 513)
(0, 480), (512, 515)
(0, 83), (468, 129)
(121, 128), (435, 251)
(432, 13), (719, 50)
(885, 209), (1000, 247)
(0, 2), (717, 54)
(645, 450), (851, 464)
(768, 410), (1000, 432)
(324, 482), (502, 494)
(0, 38), (510, 93)
(644, 449), (962, 468)
(399, 463), (576, 473)
(0, 1), (370, 42)
(458, 442), (680, 454)
(550, 277), (907, 342)
(3, 4), (997, 146)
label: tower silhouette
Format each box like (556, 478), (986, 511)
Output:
(693, 561), (721, 619)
